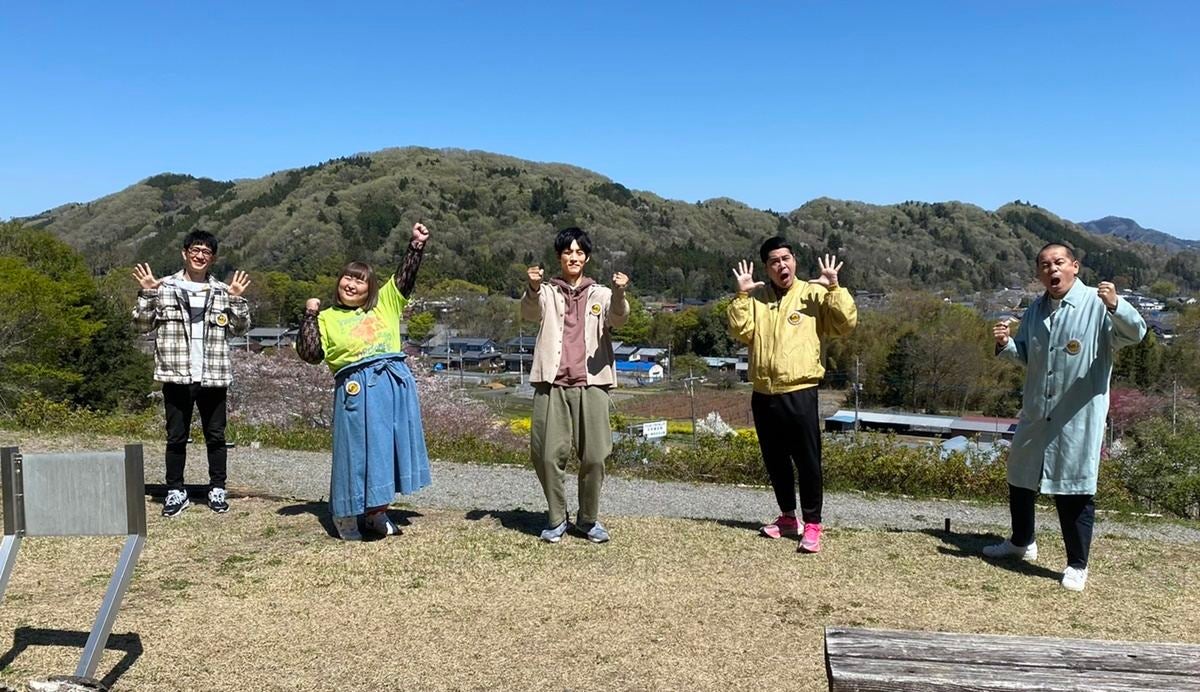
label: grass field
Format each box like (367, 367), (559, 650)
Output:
(1, 497), (1197, 691)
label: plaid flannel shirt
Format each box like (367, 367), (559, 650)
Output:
(132, 271), (252, 387)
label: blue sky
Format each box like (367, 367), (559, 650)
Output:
(2, 2), (1198, 238)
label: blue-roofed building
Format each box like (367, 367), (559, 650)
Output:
(615, 360), (664, 384)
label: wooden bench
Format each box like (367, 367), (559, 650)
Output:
(825, 627), (1200, 691)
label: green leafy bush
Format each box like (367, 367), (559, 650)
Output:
(1115, 417), (1200, 518)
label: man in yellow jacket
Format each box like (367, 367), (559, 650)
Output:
(728, 237), (857, 553)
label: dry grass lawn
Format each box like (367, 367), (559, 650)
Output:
(0, 497), (1197, 691)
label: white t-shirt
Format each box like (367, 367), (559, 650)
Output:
(174, 278), (209, 383)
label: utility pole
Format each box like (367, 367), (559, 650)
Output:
(682, 367), (704, 442)
(853, 356), (861, 437)
(458, 348), (464, 388)
(1173, 376), (1178, 435)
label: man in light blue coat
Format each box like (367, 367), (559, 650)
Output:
(984, 242), (1146, 591)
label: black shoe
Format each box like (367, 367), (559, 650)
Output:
(207, 487), (230, 513)
(162, 489), (190, 518)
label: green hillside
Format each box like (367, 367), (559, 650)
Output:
(21, 147), (1198, 298)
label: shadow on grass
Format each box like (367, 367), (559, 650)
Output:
(919, 528), (1063, 580)
(685, 517), (813, 544)
(145, 483), (250, 502)
(276, 501), (422, 540)
(0, 627), (142, 690)
(463, 508), (545, 537)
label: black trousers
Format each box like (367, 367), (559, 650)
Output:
(163, 382), (228, 491)
(751, 388), (822, 524)
(1008, 484), (1095, 569)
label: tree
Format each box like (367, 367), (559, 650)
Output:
(1148, 279), (1178, 300)
(1113, 332), (1165, 390)
(407, 311), (436, 342)
(612, 293), (651, 345)
(0, 223), (103, 408)
(72, 294), (154, 411)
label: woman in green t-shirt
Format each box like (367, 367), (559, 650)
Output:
(297, 222), (433, 540)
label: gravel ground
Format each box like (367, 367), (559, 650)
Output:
(123, 441), (1200, 544)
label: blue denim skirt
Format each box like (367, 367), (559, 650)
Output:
(329, 353), (431, 518)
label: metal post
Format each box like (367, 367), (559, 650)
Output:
(0, 535), (20, 604)
(76, 534), (145, 679)
(0, 448), (24, 602)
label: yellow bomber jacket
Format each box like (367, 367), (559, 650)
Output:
(727, 282), (857, 395)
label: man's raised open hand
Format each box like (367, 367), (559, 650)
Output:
(132, 263), (162, 290)
(228, 270), (251, 297)
(809, 254), (843, 288)
(731, 260), (765, 294)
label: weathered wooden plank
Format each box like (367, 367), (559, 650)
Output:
(826, 655), (1200, 692)
(825, 627), (1200, 676)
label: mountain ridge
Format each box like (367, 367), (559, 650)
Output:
(19, 146), (1200, 298)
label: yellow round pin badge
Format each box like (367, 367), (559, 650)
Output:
(1065, 339), (1081, 355)
(215, 313), (229, 327)
(590, 303), (602, 316)
(345, 381), (361, 396)
(787, 311), (802, 326)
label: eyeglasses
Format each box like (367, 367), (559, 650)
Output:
(187, 247), (214, 258)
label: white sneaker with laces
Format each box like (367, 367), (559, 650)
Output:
(364, 511), (400, 536)
(162, 488), (190, 518)
(1061, 566), (1088, 591)
(982, 539), (1038, 561)
(333, 515), (362, 541)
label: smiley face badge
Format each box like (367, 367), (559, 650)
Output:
(590, 303), (602, 316)
(1064, 339), (1082, 355)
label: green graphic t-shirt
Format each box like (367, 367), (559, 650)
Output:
(317, 274), (408, 373)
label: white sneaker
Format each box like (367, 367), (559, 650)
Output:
(982, 539), (1038, 561)
(364, 511), (401, 537)
(333, 515), (362, 541)
(1061, 566), (1088, 591)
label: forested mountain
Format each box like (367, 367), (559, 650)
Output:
(21, 147), (1200, 299)
(1081, 216), (1200, 254)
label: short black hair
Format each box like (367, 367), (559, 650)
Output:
(1037, 242), (1076, 262)
(183, 230), (219, 255)
(759, 236), (793, 263)
(554, 227), (592, 257)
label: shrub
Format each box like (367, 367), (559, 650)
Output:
(1114, 417), (1200, 518)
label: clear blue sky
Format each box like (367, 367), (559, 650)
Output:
(2, 2), (1198, 238)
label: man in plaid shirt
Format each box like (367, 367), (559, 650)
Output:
(132, 230), (252, 517)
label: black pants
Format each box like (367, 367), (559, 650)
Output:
(163, 382), (228, 491)
(1008, 484), (1095, 569)
(751, 388), (822, 524)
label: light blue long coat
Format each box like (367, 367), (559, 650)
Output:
(999, 280), (1146, 494)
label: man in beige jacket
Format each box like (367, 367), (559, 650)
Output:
(522, 227), (629, 543)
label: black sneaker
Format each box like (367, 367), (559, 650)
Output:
(207, 487), (230, 513)
(162, 489), (190, 518)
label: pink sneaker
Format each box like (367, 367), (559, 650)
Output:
(799, 523), (822, 553)
(760, 514), (800, 539)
